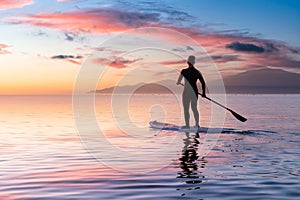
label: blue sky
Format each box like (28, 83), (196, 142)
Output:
(158, 0), (300, 46)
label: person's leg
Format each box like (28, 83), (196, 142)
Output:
(191, 95), (199, 127)
(182, 94), (190, 127)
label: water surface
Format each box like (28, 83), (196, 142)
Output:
(0, 95), (299, 199)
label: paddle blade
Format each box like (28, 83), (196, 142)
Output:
(230, 109), (247, 122)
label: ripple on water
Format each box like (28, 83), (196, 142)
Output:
(1, 95), (300, 199)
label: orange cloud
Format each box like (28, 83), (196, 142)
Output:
(93, 57), (142, 69)
(67, 59), (81, 65)
(0, 0), (33, 10)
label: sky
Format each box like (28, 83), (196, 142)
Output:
(0, 0), (299, 94)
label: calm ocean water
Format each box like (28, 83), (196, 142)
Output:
(0, 94), (299, 200)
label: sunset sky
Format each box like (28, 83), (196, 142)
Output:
(0, 0), (299, 94)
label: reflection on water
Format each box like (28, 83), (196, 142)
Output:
(0, 95), (300, 199)
(178, 132), (201, 179)
(176, 132), (206, 197)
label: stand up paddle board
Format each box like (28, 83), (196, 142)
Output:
(149, 120), (234, 133)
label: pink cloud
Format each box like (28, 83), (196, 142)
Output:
(147, 25), (254, 50)
(8, 9), (255, 57)
(7, 8), (268, 49)
(0, 43), (12, 54)
(0, 44), (9, 48)
(67, 59), (81, 65)
(0, 0), (33, 10)
(10, 8), (159, 33)
(159, 60), (186, 66)
(93, 57), (142, 69)
(9, 8), (299, 72)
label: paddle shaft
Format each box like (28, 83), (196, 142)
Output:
(204, 95), (229, 111)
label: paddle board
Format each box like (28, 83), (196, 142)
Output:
(149, 120), (233, 133)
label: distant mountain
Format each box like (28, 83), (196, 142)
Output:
(90, 80), (181, 94)
(90, 68), (300, 94)
(223, 68), (300, 93)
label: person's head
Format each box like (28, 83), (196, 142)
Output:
(187, 55), (195, 66)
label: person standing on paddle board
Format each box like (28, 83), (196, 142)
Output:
(176, 55), (206, 129)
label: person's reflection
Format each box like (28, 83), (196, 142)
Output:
(177, 132), (205, 184)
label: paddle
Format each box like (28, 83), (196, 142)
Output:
(179, 83), (247, 122)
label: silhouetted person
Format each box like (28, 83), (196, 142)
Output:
(176, 55), (206, 129)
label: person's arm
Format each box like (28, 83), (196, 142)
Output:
(199, 73), (206, 97)
(176, 73), (183, 85)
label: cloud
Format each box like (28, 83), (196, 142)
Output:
(0, 44), (9, 48)
(263, 42), (279, 52)
(51, 55), (82, 59)
(7, 6), (300, 72)
(4, 7), (277, 49)
(172, 46), (195, 52)
(32, 30), (48, 37)
(64, 32), (75, 41)
(110, 57), (142, 69)
(51, 54), (83, 65)
(226, 42), (265, 53)
(93, 57), (142, 69)
(224, 41), (281, 54)
(62, 31), (86, 42)
(159, 60), (186, 66)
(9, 8), (160, 33)
(157, 54), (242, 66)
(211, 54), (243, 63)
(0, 43), (12, 54)
(0, 0), (33, 10)
(67, 59), (81, 65)
(186, 46), (194, 51)
(121, 1), (194, 25)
